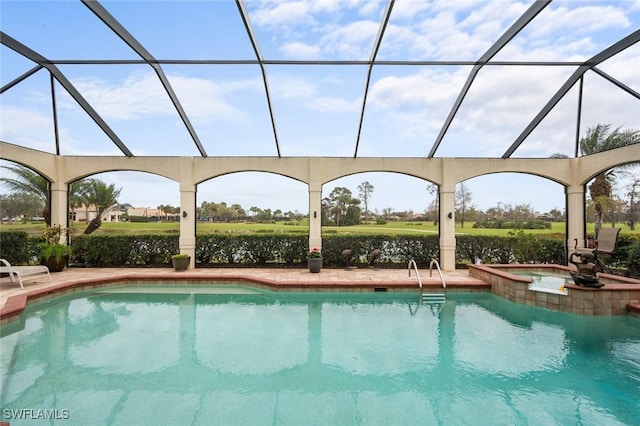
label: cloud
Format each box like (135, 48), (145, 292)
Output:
(251, 1), (315, 28)
(280, 41), (322, 59)
(528, 5), (631, 38)
(65, 71), (252, 124)
(319, 20), (381, 59)
(0, 106), (55, 152)
(269, 72), (360, 113)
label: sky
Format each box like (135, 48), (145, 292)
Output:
(1, 0), (639, 215)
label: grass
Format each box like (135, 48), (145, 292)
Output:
(2, 220), (638, 238)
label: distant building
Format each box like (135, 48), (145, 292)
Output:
(69, 204), (125, 222)
(69, 206), (178, 222)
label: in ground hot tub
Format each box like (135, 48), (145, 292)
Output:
(468, 264), (640, 316)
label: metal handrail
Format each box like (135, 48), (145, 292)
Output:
(408, 259), (423, 290)
(429, 259), (447, 292)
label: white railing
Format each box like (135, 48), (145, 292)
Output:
(408, 259), (423, 290)
(429, 259), (447, 291)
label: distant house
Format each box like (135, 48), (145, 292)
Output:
(125, 207), (179, 221)
(69, 204), (125, 223)
(69, 205), (179, 222)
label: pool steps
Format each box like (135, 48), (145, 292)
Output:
(421, 292), (446, 304)
(409, 258), (448, 305)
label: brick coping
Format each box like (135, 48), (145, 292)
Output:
(1, 272), (489, 324)
(468, 264), (640, 316)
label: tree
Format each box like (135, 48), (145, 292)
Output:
(580, 124), (640, 236)
(547, 208), (565, 222)
(80, 178), (122, 234)
(1, 165), (90, 225)
(323, 187), (361, 226)
(1, 164), (50, 224)
(0, 192), (43, 220)
(626, 177), (640, 230)
(249, 206), (261, 218)
(157, 204), (179, 219)
(455, 181), (473, 228)
(426, 184), (439, 225)
(357, 181), (374, 223)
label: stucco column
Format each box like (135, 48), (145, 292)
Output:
(566, 184), (585, 257)
(179, 182), (196, 269)
(439, 182), (456, 271)
(308, 184), (322, 250)
(49, 182), (68, 234)
(308, 158), (322, 250)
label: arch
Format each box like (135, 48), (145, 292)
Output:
(458, 172), (566, 215)
(315, 158), (443, 187)
(5, 142), (637, 191)
(323, 171), (438, 215)
(196, 171), (308, 217)
(194, 167), (307, 187)
(578, 147), (640, 185)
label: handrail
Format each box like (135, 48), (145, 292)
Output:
(429, 259), (447, 292)
(408, 259), (423, 290)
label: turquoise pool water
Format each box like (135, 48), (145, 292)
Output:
(1, 286), (639, 425)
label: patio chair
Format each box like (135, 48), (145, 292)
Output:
(573, 227), (621, 273)
(0, 259), (52, 289)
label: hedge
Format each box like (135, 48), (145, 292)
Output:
(0, 231), (636, 277)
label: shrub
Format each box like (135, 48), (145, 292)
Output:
(0, 231), (30, 264)
(625, 242), (640, 278)
(66, 232), (633, 275)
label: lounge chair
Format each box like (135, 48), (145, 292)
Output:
(0, 259), (52, 289)
(573, 227), (621, 273)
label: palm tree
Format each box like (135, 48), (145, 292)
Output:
(80, 178), (122, 234)
(1, 164), (50, 224)
(1, 164), (92, 225)
(579, 124), (640, 235)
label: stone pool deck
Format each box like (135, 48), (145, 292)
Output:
(1, 266), (638, 323)
(1, 266), (487, 323)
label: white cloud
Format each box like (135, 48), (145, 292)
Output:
(251, 1), (315, 28)
(65, 71), (253, 124)
(529, 5), (631, 38)
(170, 75), (249, 123)
(0, 107), (54, 152)
(69, 72), (173, 120)
(320, 20), (380, 58)
(280, 41), (322, 58)
(270, 72), (360, 113)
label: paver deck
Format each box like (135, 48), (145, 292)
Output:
(1, 266), (485, 311)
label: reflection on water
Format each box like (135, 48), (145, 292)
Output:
(196, 302), (308, 374)
(455, 305), (567, 377)
(322, 303), (439, 375)
(1, 289), (639, 425)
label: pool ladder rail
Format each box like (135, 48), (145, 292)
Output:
(408, 259), (447, 305)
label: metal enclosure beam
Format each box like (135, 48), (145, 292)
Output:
(82, 0), (208, 157)
(236, 0), (281, 157)
(353, 0), (395, 158)
(0, 31), (133, 157)
(502, 29), (640, 158)
(591, 67), (640, 100)
(1, 65), (43, 94)
(428, 0), (551, 158)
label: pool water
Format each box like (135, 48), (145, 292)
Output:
(2, 286), (639, 425)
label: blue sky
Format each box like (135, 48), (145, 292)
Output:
(1, 0), (639, 215)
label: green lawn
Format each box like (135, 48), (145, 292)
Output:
(2, 220), (638, 238)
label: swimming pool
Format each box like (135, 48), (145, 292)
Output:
(2, 285), (639, 425)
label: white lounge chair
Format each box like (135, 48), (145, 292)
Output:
(0, 259), (52, 289)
